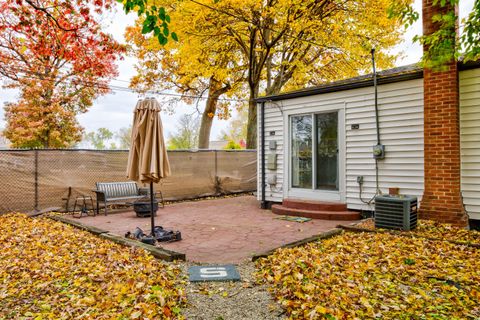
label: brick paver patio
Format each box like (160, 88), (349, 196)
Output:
(69, 195), (358, 263)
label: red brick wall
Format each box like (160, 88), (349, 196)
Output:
(420, 0), (468, 226)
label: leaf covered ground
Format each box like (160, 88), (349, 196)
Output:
(356, 219), (480, 245)
(0, 213), (186, 319)
(257, 231), (480, 319)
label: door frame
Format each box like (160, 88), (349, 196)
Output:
(283, 103), (346, 202)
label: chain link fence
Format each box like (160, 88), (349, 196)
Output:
(0, 149), (257, 214)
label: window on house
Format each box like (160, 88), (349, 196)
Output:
(291, 111), (338, 191)
(291, 115), (312, 189)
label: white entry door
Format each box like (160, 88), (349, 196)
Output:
(287, 109), (345, 202)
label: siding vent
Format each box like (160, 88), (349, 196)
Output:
(374, 195), (417, 230)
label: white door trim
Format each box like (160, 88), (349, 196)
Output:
(283, 103), (346, 202)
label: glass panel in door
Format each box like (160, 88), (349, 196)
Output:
(316, 112), (338, 190)
(291, 115), (312, 188)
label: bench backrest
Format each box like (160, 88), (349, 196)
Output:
(96, 182), (139, 198)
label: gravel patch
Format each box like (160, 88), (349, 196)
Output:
(180, 261), (285, 320)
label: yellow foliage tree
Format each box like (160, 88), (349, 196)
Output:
(125, 3), (246, 149)
(204, 0), (406, 148)
(127, 0), (407, 148)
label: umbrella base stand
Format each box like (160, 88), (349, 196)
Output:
(141, 236), (156, 245)
(125, 226), (182, 244)
(151, 226), (182, 242)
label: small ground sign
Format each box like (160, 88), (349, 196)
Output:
(188, 265), (241, 282)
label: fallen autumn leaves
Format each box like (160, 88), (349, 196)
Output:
(257, 224), (480, 319)
(356, 219), (480, 245)
(0, 213), (186, 319)
(3, 212), (479, 319)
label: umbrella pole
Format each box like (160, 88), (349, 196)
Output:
(150, 181), (155, 237)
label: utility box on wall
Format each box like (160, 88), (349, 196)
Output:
(269, 141), (277, 150)
(267, 154), (277, 170)
(267, 174), (277, 185)
(374, 195), (418, 231)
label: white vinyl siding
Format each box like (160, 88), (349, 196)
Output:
(345, 80), (424, 210)
(258, 68), (480, 221)
(460, 68), (480, 220)
(258, 78), (425, 210)
(258, 104), (285, 203)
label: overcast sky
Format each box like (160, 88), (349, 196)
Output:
(0, 0), (475, 142)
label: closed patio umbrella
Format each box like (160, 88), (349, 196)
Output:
(127, 97), (170, 236)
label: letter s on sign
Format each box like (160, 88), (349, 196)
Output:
(199, 267), (227, 278)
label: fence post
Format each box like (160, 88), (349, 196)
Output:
(214, 150), (218, 177)
(214, 150), (219, 195)
(34, 149), (39, 212)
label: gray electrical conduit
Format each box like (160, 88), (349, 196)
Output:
(359, 48), (382, 205)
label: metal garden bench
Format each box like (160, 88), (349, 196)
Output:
(93, 182), (148, 215)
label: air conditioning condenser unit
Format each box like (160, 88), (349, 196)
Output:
(374, 195), (418, 231)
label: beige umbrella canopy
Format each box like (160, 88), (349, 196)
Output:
(127, 98), (170, 236)
(127, 98), (170, 183)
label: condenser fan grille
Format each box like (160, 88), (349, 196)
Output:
(374, 195), (417, 231)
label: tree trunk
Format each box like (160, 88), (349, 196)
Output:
(198, 78), (231, 149)
(198, 94), (217, 149)
(246, 84), (259, 149)
(42, 132), (49, 149)
(42, 89), (54, 149)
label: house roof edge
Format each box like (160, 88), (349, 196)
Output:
(256, 60), (480, 103)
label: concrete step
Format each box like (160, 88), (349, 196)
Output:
(282, 199), (348, 212)
(271, 204), (360, 221)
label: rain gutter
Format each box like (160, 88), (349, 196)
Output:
(260, 101), (267, 209)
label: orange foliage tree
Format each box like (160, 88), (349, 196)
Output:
(0, 0), (124, 148)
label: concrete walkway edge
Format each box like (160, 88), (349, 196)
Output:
(48, 215), (186, 262)
(251, 228), (343, 261)
(49, 215), (109, 235)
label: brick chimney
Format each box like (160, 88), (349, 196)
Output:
(420, 0), (468, 226)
